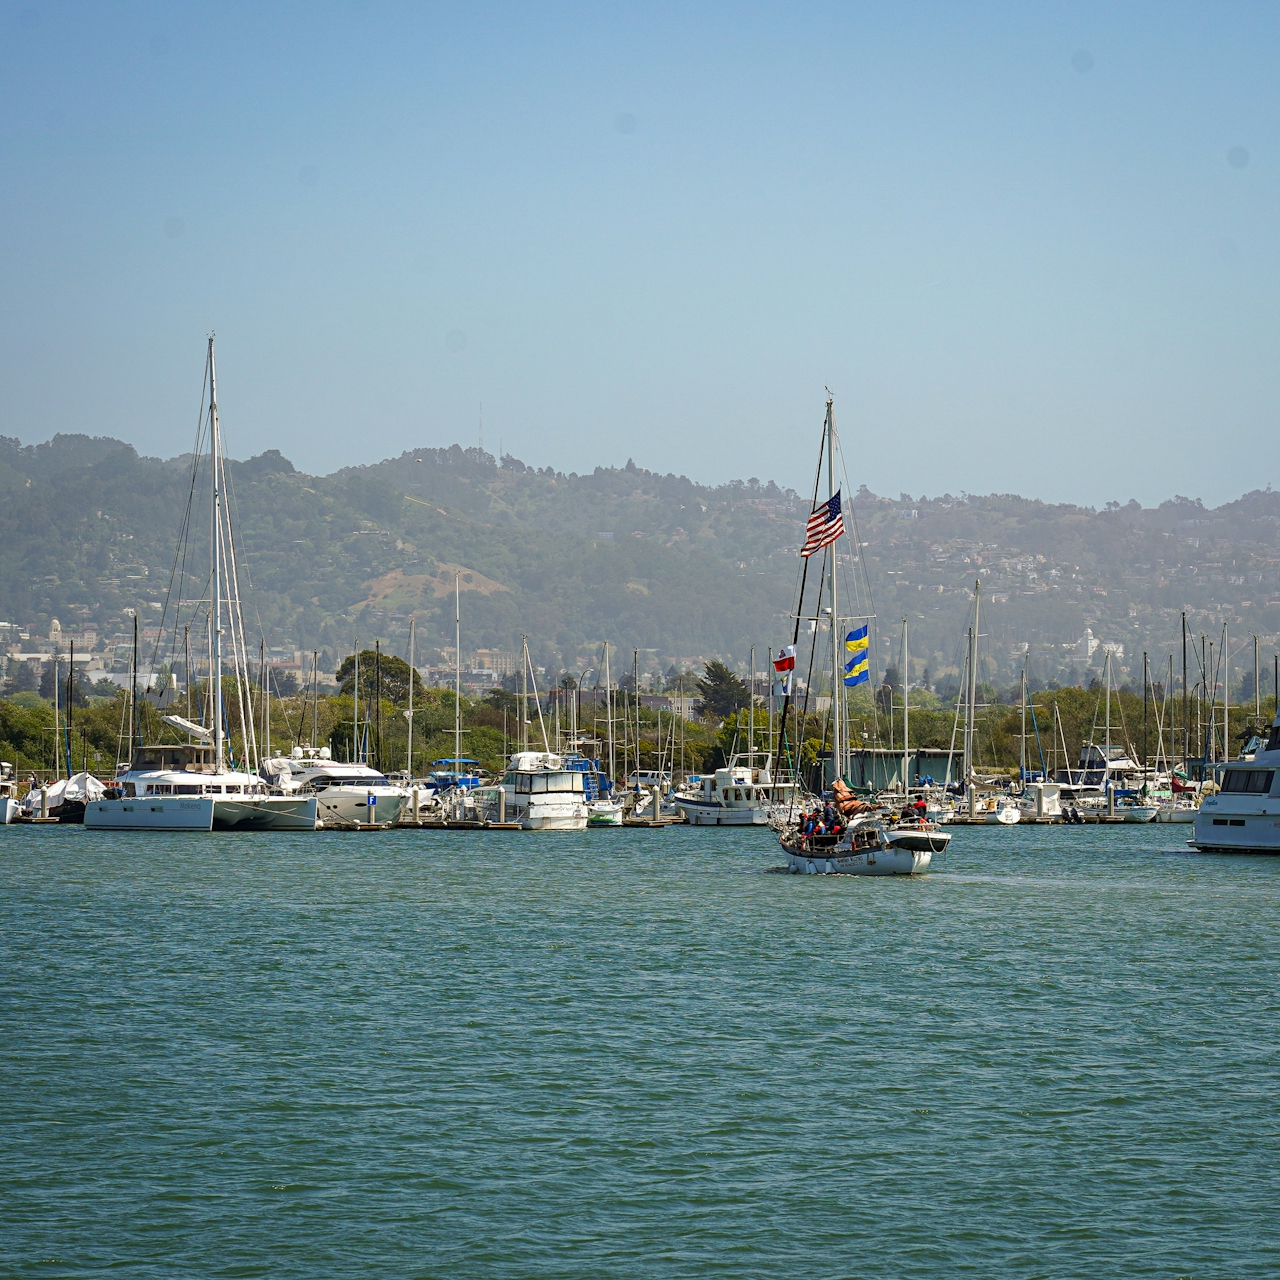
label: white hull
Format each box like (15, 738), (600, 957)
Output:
(1155, 807), (1197, 824)
(311, 786), (408, 828)
(884, 825), (951, 853)
(671, 798), (768, 826)
(984, 807), (1020, 825)
(1116, 806), (1158, 824)
(86, 795), (317, 831)
(521, 807), (588, 831)
(786, 846), (932, 875)
(587, 802), (623, 827)
(1192, 814), (1280, 852)
(2, 797), (19, 825)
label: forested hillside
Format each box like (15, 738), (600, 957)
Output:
(2, 431), (1280, 693)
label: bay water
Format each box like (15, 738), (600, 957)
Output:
(3, 823), (1278, 1278)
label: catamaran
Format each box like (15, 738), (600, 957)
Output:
(86, 339), (316, 832)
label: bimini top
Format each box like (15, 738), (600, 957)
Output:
(431, 758), (482, 769)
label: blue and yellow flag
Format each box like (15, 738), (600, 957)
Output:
(844, 625), (870, 686)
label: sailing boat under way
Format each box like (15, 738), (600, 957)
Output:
(774, 395), (949, 874)
(86, 340), (317, 831)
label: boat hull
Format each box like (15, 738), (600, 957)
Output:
(1155, 807), (1197, 824)
(311, 786), (408, 829)
(86, 795), (317, 831)
(785, 846), (932, 875)
(884, 826), (952, 853)
(671, 798), (767, 825)
(1191, 813), (1280, 853)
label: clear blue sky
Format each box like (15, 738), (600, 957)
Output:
(1, 1), (1276, 505)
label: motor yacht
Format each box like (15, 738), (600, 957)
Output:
(261, 745), (410, 828)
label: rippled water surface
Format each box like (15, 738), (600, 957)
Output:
(3, 823), (1279, 1278)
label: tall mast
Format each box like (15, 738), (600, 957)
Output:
(353, 638), (360, 762)
(454, 573), (462, 773)
(1019, 652), (1027, 781)
(311, 650), (318, 749)
(964, 580), (980, 790)
(1142, 651), (1149, 776)
(407, 619), (415, 775)
(1223, 623), (1230, 763)
(1255, 634), (1261, 725)
(260, 638), (269, 759)
(521, 635), (529, 752)
(826, 396), (841, 788)
(901, 617), (909, 793)
(208, 337), (226, 773)
(1104, 648), (1113, 776)
(605, 642), (614, 780)
(52, 648), (61, 780)
(1181, 612), (1189, 770)
(749, 645), (755, 756)
(375, 639), (383, 773)
(634, 649), (640, 775)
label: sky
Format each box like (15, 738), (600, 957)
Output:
(1, 1), (1276, 506)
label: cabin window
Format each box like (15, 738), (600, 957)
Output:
(225, 785), (241, 794)
(516, 774), (531, 794)
(1222, 769), (1274, 794)
(205, 786), (222, 794)
(175, 784), (201, 795)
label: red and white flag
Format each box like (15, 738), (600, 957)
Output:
(801, 491), (845, 558)
(773, 645), (796, 673)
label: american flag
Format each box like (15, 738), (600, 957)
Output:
(801, 491), (844, 558)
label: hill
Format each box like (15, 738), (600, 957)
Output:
(1, 432), (1279, 694)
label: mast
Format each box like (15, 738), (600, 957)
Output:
(260, 638), (270, 760)
(1181, 612), (1188, 770)
(749, 645), (755, 757)
(52, 648), (61, 780)
(826, 396), (841, 788)
(1223, 623), (1230, 763)
(634, 649), (640, 775)
(454, 573), (462, 774)
(130, 613), (138, 757)
(1019, 652), (1027, 782)
(901, 617), (909, 793)
(375, 639), (383, 773)
(963, 580), (980, 792)
(184, 625), (192, 730)
(407, 619), (415, 775)
(1142, 651), (1149, 776)
(209, 336), (225, 774)
(1254, 634), (1261, 725)
(353, 638), (360, 762)
(521, 635), (529, 752)
(311, 650), (319, 749)
(605, 642), (614, 781)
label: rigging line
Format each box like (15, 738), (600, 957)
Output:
(148, 354), (212, 682)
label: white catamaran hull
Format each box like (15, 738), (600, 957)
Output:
(86, 795), (317, 831)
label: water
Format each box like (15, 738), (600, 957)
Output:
(3, 823), (1278, 1278)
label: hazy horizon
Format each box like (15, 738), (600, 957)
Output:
(3, 2), (1277, 507)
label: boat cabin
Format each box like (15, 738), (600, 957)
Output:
(127, 744), (217, 774)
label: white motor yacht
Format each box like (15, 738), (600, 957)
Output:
(671, 752), (795, 826)
(498, 751), (589, 830)
(86, 742), (317, 831)
(1192, 721), (1280, 852)
(1, 761), (19, 824)
(261, 746), (410, 828)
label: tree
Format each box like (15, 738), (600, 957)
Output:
(4, 660), (39, 697)
(335, 650), (424, 706)
(694, 661), (750, 720)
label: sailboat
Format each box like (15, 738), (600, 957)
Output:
(775, 395), (938, 874)
(86, 339), (317, 831)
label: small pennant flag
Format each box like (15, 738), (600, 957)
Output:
(772, 672), (792, 699)
(801, 491), (845, 557)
